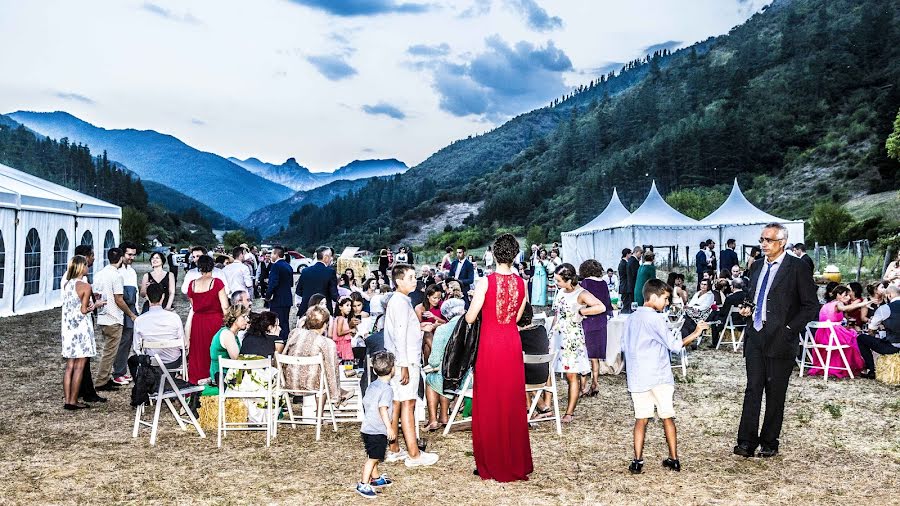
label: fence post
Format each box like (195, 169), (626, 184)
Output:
(885, 247), (894, 279)
(855, 241), (863, 282)
(814, 242), (819, 268)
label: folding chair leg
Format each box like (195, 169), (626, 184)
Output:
(165, 399), (188, 430)
(149, 398), (165, 446)
(217, 393), (224, 448)
(324, 391), (337, 432)
(837, 346), (854, 379)
(175, 393), (205, 439)
(552, 377), (562, 435)
(132, 404), (143, 438)
(316, 395), (325, 441)
(443, 389), (467, 436)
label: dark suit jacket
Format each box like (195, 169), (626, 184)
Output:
(721, 290), (749, 326)
(266, 259), (294, 308)
(800, 254), (815, 274)
(626, 256), (640, 294)
(617, 259), (629, 295)
(695, 250), (708, 274)
(720, 248), (739, 273)
(744, 254), (819, 359)
(449, 259), (475, 291)
(295, 261), (338, 315)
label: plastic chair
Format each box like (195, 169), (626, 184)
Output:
(217, 357), (275, 447)
(272, 353), (337, 441)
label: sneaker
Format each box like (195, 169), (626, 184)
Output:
(369, 474), (393, 488)
(123, 373), (133, 381)
(385, 450), (408, 463)
(628, 459), (644, 474)
(662, 457), (681, 471)
(355, 482), (377, 499)
(405, 450), (439, 467)
(112, 376), (130, 386)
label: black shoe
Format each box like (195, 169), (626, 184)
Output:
(63, 403), (90, 410)
(628, 459), (644, 474)
(473, 469), (479, 476)
(733, 444), (754, 458)
(860, 371), (876, 379)
(81, 394), (107, 403)
(96, 381), (121, 392)
(662, 458), (681, 471)
(757, 447), (778, 458)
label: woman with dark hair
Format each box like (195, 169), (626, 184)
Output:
(530, 248), (549, 307)
(416, 284), (446, 362)
(240, 310), (285, 358)
(632, 251), (657, 306)
(808, 285), (868, 378)
(845, 281), (866, 329)
(824, 281), (840, 303)
(883, 249), (900, 284)
(551, 262), (606, 422)
(140, 251), (175, 312)
(187, 255), (228, 384)
(338, 274), (352, 298)
(578, 259), (611, 397)
(441, 246), (454, 272)
(666, 272), (687, 309)
(746, 246), (762, 271)
(465, 233), (532, 482)
(378, 249), (390, 280)
(332, 297), (357, 361)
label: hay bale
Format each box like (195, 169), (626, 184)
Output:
(876, 353), (900, 385)
(197, 396), (248, 430)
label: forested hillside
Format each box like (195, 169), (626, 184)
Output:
(278, 0), (900, 250)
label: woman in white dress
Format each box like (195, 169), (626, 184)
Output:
(61, 255), (106, 410)
(550, 263), (606, 423)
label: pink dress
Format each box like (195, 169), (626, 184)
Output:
(808, 301), (865, 378)
(331, 315), (354, 361)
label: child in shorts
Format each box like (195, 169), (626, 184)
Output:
(622, 278), (708, 474)
(357, 351), (398, 499)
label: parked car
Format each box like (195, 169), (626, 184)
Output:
(286, 250), (314, 273)
(174, 248), (189, 268)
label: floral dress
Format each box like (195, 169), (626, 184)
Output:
(552, 287), (590, 374)
(61, 279), (96, 359)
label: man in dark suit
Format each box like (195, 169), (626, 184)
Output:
(448, 246), (475, 294)
(618, 248), (632, 311)
(624, 246), (642, 313)
(791, 243), (815, 274)
(295, 245), (339, 316)
(735, 223), (818, 459)
(720, 238), (739, 273)
(266, 245), (295, 342)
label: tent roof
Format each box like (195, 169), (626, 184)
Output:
(0, 162), (121, 218)
(565, 188), (631, 235)
(612, 181), (698, 228)
(700, 179), (794, 225)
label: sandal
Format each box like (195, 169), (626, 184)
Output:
(425, 422), (442, 432)
(561, 413), (575, 423)
(535, 405), (552, 415)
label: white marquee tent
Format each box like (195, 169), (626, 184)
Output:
(561, 188), (631, 268)
(700, 179), (805, 258)
(0, 163), (121, 317)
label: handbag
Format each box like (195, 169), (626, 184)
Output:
(441, 315), (481, 392)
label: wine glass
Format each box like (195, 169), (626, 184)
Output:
(630, 302), (638, 312)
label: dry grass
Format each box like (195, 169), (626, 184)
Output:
(2, 269), (899, 504)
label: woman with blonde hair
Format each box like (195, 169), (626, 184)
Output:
(282, 306), (352, 404)
(209, 304), (251, 384)
(61, 255), (107, 410)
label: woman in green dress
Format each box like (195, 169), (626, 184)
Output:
(530, 248), (549, 307)
(208, 304), (251, 386)
(632, 251), (657, 307)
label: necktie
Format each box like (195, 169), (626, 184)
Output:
(753, 262), (775, 331)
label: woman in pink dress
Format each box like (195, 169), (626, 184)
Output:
(465, 233), (532, 482)
(808, 285), (869, 378)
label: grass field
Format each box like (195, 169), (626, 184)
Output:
(2, 267), (899, 504)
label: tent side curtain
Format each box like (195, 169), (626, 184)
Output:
(0, 209), (14, 317)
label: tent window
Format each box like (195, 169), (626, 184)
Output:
(80, 231), (93, 282)
(24, 228), (41, 296)
(53, 230), (69, 290)
(103, 230), (115, 266)
(0, 231), (5, 299)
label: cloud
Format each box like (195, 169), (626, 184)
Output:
(362, 102), (406, 120)
(306, 54), (358, 80)
(506, 0), (561, 31)
(286, 0), (433, 16)
(459, 0), (491, 18)
(407, 43), (450, 57)
(430, 35), (572, 119)
(642, 40), (682, 54)
(141, 2), (201, 24)
(191, 118), (206, 126)
(54, 92), (95, 105)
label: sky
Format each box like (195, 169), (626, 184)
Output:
(0, 0), (771, 172)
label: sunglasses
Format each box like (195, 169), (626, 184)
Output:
(758, 237), (784, 244)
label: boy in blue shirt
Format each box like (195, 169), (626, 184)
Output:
(622, 278), (708, 474)
(357, 351), (398, 498)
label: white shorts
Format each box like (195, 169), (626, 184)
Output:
(630, 384), (676, 419)
(390, 365), (420, 402)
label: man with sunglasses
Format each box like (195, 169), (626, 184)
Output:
(734, 223), (817, 459)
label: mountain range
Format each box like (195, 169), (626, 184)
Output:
(227, 156), (407, 192)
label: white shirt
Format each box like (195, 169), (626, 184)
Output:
(118, 264), (138, 288)
(688, 291), (714, 310)
(869, 296), (899, 336)
(384, 291), (423, 368)
(222, 261), (253, 296)
(752, 251), (786, 325)
(454, 260), (464, 280)
(181, 267), (229, 295)
(369, 293), (385, 315)
(94, 264), (125, 326)
(132, 306), (185, 364)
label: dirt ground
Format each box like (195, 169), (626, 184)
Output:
(1, 266), (899, 505)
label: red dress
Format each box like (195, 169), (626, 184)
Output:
(472, 273), (533, 482)
(187, 278), (225, 384)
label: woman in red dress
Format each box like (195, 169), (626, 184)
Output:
(186, 255), (228, 384)
(465, 233), (533, 482)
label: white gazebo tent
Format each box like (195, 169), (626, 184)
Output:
(0, 162), (121, 317)
(700, 179), (805, 262)
(561, 188), (631, 268)
(570, 181), (714, 270)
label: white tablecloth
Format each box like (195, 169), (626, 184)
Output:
(602, 313), (628, 375)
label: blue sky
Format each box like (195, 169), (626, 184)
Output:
(0, 0), (770, 171)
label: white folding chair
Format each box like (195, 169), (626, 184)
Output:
(322, 365), (364, 425)
(442, 372), (473, 435)
(272, 353), (337, 441)
(524, 350), (562, 435)
(141, 335), (188, 379)
(798, 321), (855, 382)
(717, 307), (746, 351)
(217, 357), (275, 447)
(132, 354), (206, 445)
(668, 315), (688, 378)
